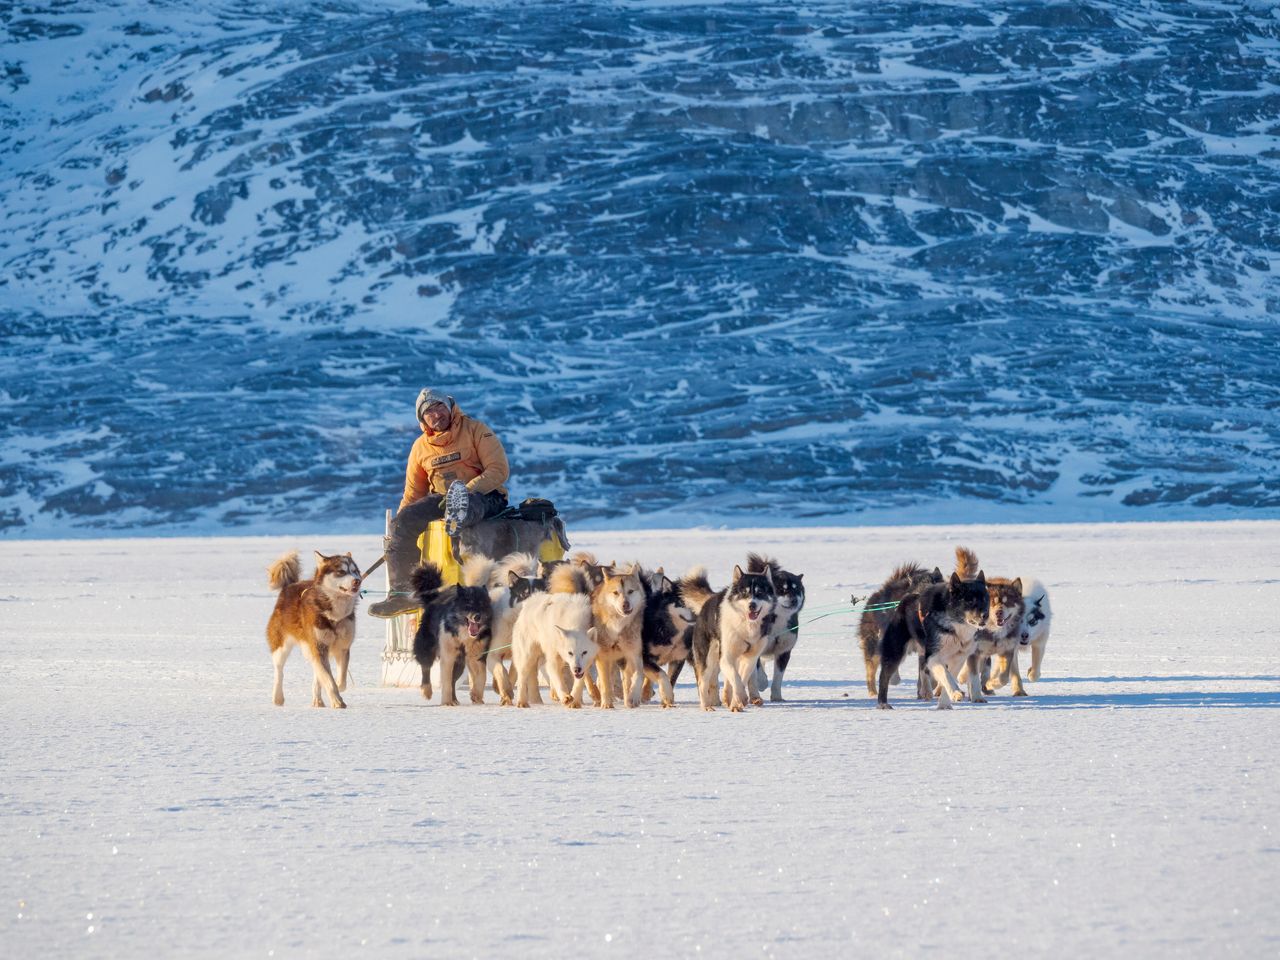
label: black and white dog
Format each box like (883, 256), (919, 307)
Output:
(680, 565), (776, 712)
(746, 553), (805, 703)
(859, 562), (943, 697)
(875, 571), (989, 710)
(410, 562), (493, 706)
(639, 570), (695, 707)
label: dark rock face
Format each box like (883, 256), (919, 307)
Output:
(1, 2), (1278, 534)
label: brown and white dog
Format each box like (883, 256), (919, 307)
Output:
(953, 547), (1028, 698)
(550, 562), (646, 708)
(266, 551), (362, 708)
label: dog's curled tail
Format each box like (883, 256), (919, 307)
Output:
(462, 553), (496, 589)
(495, 550), (539, 586)
(885, 561), (928, 588)
(410, 562), (446, 606)
(570, 550), (599, 567)
(678, 567), (715, 615)
(955, 546), (981, 581)
(548, 563), (590, 594)
(745, 552), (780, 576)
(267, 552), (302, 592)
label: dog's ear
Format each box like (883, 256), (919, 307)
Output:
(795, 572), (804, 581)
(587, 626), (597, 642)
(976, 570), (986, 584)
(509, 570), (522, 587)
(345, 551), (353, 558)
(556, 625), (570, 638)
(314, 550), (326, 567)
(661, 575), (674, 592)
(950, 571), (962, 589)
(733, 564), (744, 582)
(1011, 577), (1023, 594)
(932, 567), (943, 581)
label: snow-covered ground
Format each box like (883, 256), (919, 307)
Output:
(3, 520), (1278, 957)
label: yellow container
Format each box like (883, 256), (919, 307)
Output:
(418, 520), (463, 585)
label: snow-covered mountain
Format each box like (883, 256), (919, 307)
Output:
(2, 1), (1278, 535)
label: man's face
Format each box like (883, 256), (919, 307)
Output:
(421, 402), (451, 433)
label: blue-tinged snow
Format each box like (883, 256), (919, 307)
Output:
(1, 1), (1278, 535)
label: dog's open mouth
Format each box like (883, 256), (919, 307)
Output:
(572, 668), (585, 679)
(467, 621), (482, 637)
(748, 607), (760, 621)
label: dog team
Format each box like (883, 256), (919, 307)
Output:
(264, 545), (1052, 711)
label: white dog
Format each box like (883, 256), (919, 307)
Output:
(512, 592), (597, 708)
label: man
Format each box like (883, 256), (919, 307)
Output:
(367, 388), (510, 618)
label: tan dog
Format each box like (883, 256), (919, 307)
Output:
(585, 565), (646, 708)
(266, 551), (362, 708)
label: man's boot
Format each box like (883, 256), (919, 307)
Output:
(443, 480), (472, 537)
(367, 532), (423, 619)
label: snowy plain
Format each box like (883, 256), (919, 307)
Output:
(3, 519), (1278, 958)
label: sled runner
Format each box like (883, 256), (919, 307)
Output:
(380, 502), (569, 686)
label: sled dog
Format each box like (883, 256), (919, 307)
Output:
(746, 553), (805, 703)
(511, 592), (598, 708)
(875, 570), (989, 710)
(988, 578), (1053, 691)
(582, 564), (646, 708)
(859, 562), (944, 697)
(462, 555), (526, 705)
(266, 551), (362, 708)
(639, 570), (695, 707)
(410, 562), (493, 706)
(681, 564), (775, 712)
(949, 547), (1028, 696)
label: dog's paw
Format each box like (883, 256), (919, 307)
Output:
(420, 684), (432, 700)
(442, 698), (459, 707)
(564, 698), (581, 710)
(470, 693), (484, 705)
(750, 697), (764, 707)
(500, 696), (513, 707)
(936, 699), (953, 711)
(516, 700), (530, 709)
(661, 701), (676, 709)
(331, 699), (347, 710)
(729, 702), (745, 713)
(1014, 688), (1029, 697)
(1027, 669), (1041, 681)
(702, 704), (717, 713)
(272, 694), (284, 707)
(876, 702), (893, 710)
(770, 693), (785, 703)
(311, 698), (325, 708)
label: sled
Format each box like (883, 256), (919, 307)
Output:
(380, 506), (569, 686)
